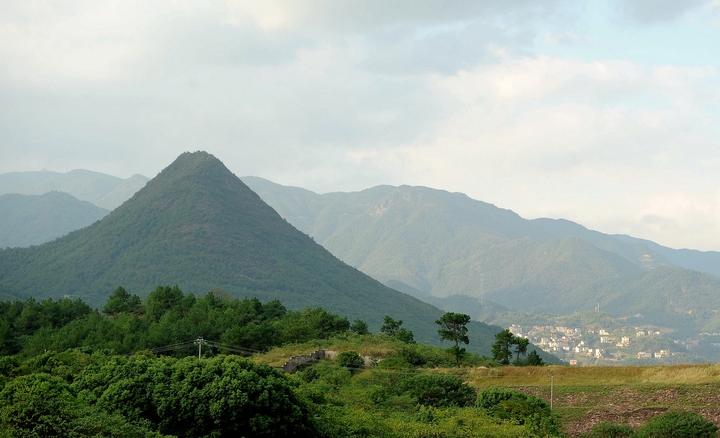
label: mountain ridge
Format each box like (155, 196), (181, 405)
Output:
(241, 177), (720, 337)
(0, 152), (506, 354)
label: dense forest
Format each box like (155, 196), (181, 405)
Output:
(0, 286), (569, 437)
(1, 287), (716, 437)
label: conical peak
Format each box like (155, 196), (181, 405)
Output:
(158, 151), (225, 179)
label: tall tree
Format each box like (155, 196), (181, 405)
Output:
(380, 315), (414, 343)
(491, 329), (515, 365)
(435, 312), (471, 366)
(514, 337), (529, 365)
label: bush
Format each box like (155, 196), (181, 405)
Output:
(635, 411), (718, 438)
(399, 373), (476, 408)
(580, 422), (634, 438)
(477, 387), (562, 436)
(336, 350), (365, 374)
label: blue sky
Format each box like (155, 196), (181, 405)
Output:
(1, 0), (719, 250)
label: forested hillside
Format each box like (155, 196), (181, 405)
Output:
(0, 152), (506, 352)
(242, 177), (720, 337)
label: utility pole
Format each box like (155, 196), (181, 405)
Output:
(194, 337), (205, 359)
(550, 374), (554, 410)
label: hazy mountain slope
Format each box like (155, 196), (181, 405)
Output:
(0, 192), (109, 248)
(0, 152), (505, 353)
(0, 170), (149, 210)
(243, 179), (642, 298)
(242, 177), (720, 335)
(95, 174), (151, 210)
(612, 234), (720, 278)
(531, 218), (671, 270)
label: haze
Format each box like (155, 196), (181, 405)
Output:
(1, 0), (719, 250)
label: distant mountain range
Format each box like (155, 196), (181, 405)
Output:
(241, 177), (720, 338)
(0, 169), (149, 210)
(0, 152), (510, 357)
(0, 192), (109, 248)
(3, 165), (720, 340)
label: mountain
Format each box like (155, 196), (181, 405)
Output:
(0, 170), (149, 210)
(0, 192), (109, 248)
(0, 152), (510, 355)
(241, 177), (720, 337)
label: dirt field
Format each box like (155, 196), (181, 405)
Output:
(518, 383), (720, 436)
(459, 364), (720, 436)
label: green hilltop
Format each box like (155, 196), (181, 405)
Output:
(0, 152), (511, 355)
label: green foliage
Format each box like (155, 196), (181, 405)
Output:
(491, 329), (515, 365)
(146, 285), (185, 322)
(336, 350), (365, 374)
(399, 373), (476, 408)
(513, 337), (528, 365)
(0, 372), (164, 437)
(73, 354), (317, 437)
(526, 350), (544, 366)
(579, 422), (634, 438)
(102, 286), (142, 316)
(381, 315), (415, 344)
(436, 312), (471, 366)
(0, 287), (357, 359)
(635, 410), (718, 438)
(476, 387), (562, 436)
(350, 318), (369, 335)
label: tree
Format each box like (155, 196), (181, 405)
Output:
(513, 337), (529, 365)
(381, 315), (414, 343)
(381, 315), (402, 336)
(102, 286), (142, 316)
(73, 355), (319, 437)
(491, 329), (515, 365)
(435, 312), (471, 366)
(146, 285), (184, 322)
(526, 350), (544, 366)
(350, 319), (369, 335)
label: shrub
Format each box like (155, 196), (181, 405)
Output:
(399, 373), (476, 408)
(635, 411), (718, 438)
(336, 350), (365, 374)
(580, 422), (634, 438)
(477, 387), (562, 436)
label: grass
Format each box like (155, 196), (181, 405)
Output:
(253, 335), (720, 436)
(253, 334), (406, 366)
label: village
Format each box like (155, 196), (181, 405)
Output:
(508, 323), (702, 365)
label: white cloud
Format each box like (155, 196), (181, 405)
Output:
(2, 0), (720, 251)
(332, 55), (720, 249)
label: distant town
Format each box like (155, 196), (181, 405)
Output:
(507, 322), (716, 365)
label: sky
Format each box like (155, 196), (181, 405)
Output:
(1, 1), (720, 251)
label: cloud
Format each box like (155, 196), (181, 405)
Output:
(2, 0), (720, 251)
(330, 55), (720, 249)
(223, 0), (566, 33)
(0, 0), (575, 89)
(610, 0), (709, 24)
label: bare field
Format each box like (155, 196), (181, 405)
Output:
(459, 364), (720, 437)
